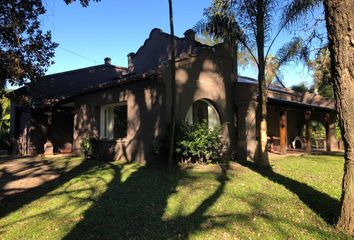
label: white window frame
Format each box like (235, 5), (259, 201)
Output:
(185, 99), (221, 129)
(100, 102), (127, 140)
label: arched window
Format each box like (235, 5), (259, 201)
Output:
(186, 99), (221, 128)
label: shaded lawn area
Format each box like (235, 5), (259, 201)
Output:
(0, 154), (351, 239)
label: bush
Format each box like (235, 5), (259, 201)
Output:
(174, 121), (223, 163)
(0, 131), (10, 153)
(80, 136), (98, 159)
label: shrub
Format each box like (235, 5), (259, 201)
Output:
(0, 131), (10, 153)
(174, 121), (223, 163)
(80, 136), (98, 159)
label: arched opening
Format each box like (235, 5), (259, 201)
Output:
(302, 120), (326, 150)
(185, 99), (221, 129)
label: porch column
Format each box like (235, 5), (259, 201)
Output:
(279, 110), (287, 155)
(325, 113), (336, 152)
(325, 113), (330, 152)
(305, 110), (312, 153)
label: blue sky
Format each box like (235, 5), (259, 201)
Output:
(40, 0), (317, 87)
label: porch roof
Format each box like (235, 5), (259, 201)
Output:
(267, 97), (336, 113)
(236, 76), (336, 113)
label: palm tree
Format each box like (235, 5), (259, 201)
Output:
(196, 0), (308, 166)
(283, 0), (354, 234)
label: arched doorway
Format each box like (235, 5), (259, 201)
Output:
(185, 99), (221, 129)
(302, 120), (326, 150)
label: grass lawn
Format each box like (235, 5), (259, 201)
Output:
(0, 154), (351, 239)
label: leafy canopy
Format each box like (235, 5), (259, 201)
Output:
(195, 0), (310, 87)
(0, 0), (102, 91)
(0, 0), (58, 89)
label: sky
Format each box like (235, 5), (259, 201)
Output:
(39, 0), (318, 87)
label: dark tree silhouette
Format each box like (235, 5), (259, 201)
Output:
(167, 0), (176, 168)
(0, 1), (57, 91)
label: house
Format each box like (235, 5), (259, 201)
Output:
(9, 28), (339, 163)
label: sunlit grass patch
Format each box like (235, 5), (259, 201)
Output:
(0, 154), (351, 240)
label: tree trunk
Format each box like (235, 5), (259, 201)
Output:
(256, 0), (270, 167)
(323, 0), (354, 234)
(224, 42), (237, 160)
(167, 0), (176, 169)
(305, 111), (312, 153)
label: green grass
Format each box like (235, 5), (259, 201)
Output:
(0, 154), (351, 239)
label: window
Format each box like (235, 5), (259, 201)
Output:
(186, 100), (221, 129)
(100, 103), (127, 139)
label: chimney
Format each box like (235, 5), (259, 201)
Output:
(184, 29), (196, 41)
(127, 52), (135, 68)
(104, 57), (112, 65)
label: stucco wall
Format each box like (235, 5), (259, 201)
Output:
(166, 45), (235, 154)
(73, 78), (165, 163)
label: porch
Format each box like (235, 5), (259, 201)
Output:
(266, 97), (340, 155)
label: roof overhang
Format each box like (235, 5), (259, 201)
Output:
(267, 97), (336, 113)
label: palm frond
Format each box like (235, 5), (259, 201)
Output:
(276, 37), (310, 68)
(281, 0), (322, 28)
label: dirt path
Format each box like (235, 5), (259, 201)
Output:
(0, 155), (79, 201)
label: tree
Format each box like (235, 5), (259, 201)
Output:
(167, 0), (176, 168)
(284, 0), (354, 234)
(313, 47), (333, 98)
(196, 0), (308, 166)
(291, 82), (310, 93)
(0, 0), (57, 91)
(0, 0), (104, 91)
(324, 0), (354, 234)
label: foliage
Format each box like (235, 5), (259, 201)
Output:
(282, 0), (322, 28)
(80, 136), (98, 159)
(174, 121), (223, 163)
(291, 81), (310, 92)
(0, 95), (10, 151)
(0, 95), (10, 133)
(63, 0), (100, 7)
(310, 121), (326, 139)
(195, 0), (312, 166)
(196, 32), (253, 71)
(336, 123), (342, 140)
(0, 155), (351, 239)
(313, 47), (333, 98)
(0, 1), (58, 89)
(195, 32), (223, 46)
(0, 0), (103, 90)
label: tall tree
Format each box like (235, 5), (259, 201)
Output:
(324, 0), (354, 234)
(0, 0), (57, 91)
(313, 47), (333, 98)
(196, 0), (308, 166)
(284, 0), (354, 234)
(167, 0), (176, 168)
(0, 0), (105, 92)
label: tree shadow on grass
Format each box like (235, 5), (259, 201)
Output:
(1, 159), (348, 239)
(0, 157), (100, 219)
(239, 160), (341, 225)
(62, 162), (231, 240)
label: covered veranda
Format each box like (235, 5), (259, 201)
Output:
(266, 97), (339, 155)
